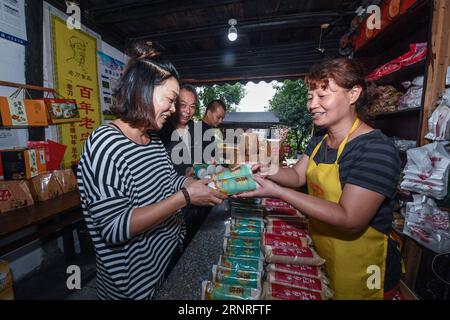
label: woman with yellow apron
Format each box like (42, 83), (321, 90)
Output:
(238, 58), (402, 299)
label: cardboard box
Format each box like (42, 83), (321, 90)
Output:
(0, 148), (46, 180)
(53, 169), (77, 193)
(0, 260), (15, 300)
(0, 97), (48, 126)
(28, 172), (63, 202)
(44, 98), (80, 124)
(0, 180), (34, 213)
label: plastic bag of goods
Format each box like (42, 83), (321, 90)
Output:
(262, 282), (327, 300)
(223, 237), (260, 250)
(264, 245), (325, 266)
(217, 255), (264, 272)
(262, 232), (311, 249)
(225, 223), (262, 239)
(398, 86), (423, 110)
(403, 195), (450, 253)
(425, 104), (450, 141)
(401, 142), (450, 199)
(202, 281), (261, 300)
(209, 176), (257, 195)
(266, 263), (329, 283)
(266, 270), (333, 299)
(211, 265), (262, 289)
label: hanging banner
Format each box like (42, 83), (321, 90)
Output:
(97, 51), (125, 123)
(51, 16), (101, 168)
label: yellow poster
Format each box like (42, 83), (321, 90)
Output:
(51, 16), (101, 168)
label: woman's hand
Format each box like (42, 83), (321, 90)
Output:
(185, 179), (228, 206)
(234, 175), (284, 199)
(250, 163), (278, 176)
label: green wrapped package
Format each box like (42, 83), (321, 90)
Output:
(224, 245), (262, 259)
(232, 218), (264, 229)
(225, 224), (262, 239)
(218, 255), (263, 272)
(223, 237), (261, 250)
(215, 165), (252, 180)
(202, 281), (261, 300)
(211, 265), (261, 289)
(209, 176), (257, 195)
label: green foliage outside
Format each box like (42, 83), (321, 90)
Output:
(267, 79), (312, 153)
(194, 83), (247, 119)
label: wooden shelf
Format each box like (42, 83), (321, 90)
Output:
(368, 107), (422, 120)
(355, 0), (431, 58)
(373, 60), (426, 87)
(0, 190), (81, 238)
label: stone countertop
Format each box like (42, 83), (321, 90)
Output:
(154, 201), (230, 300)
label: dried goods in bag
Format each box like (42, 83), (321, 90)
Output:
(218, 255), (263, 272)
(202, 281), (261, 300)
(262, 232), (310, 249)
(211, 265), (262, 289)
(264, 245), (325, 266)
(224, 244), (263, 259)
(261, 282), (324, 300)
(266, 271), (333, 299)
(266, 263), (329, 283)
(223, 237), (260, 250)
(225, 223), (262, 239)
(265, 226), (309, 239)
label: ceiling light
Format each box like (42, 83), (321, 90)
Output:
(228, 19), (238, 42)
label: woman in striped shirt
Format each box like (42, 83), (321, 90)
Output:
(77, 42), (226, 300)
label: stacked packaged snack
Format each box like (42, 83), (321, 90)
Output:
(260, 198), (333, 300)
(209, 165), (258, 196)
(202, 198), (265, 300)
(202, 197), (333, 300)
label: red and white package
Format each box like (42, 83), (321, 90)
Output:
(266, 263), (328, 283)
(262, 282), (323, 300)
(265, 226), (309, 238)
(265, 217), (309, 229)
(266, 271), (333, 299)
(264, 245), (325, 266)
(263, 198), (291, 208)
(262, 232), (309, 249)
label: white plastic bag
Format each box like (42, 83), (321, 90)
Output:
(425, 104), (450, 141)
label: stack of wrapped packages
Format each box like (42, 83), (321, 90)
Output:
(400, 143), (450, 200)
(202, 196), (333, 300)
(398, 76), (424, 110)
(403, 195), (450, 253)
(400, 143), (450, 252)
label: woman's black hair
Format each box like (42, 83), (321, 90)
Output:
(110, 41), (179, 129)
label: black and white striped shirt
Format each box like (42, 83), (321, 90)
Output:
(77, 125), (187, 300)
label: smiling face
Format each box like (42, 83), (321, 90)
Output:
(176, 88), (197, 126)
(307, 78), (361, 128)
(152, 76), (179, 130)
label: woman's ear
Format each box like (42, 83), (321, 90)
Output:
(349, 85), (362, 105)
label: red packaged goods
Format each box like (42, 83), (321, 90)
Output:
(265, 206), (299, 217)
(267, 271), (333, 299)
(264, 245), (325, 266)
(266, 263), (328, 282)
(263, 198), (291, 208)
(265, 217), (309, 229)
(262, 282), (323, 300)
(265, 226), (309, 238)
(262, 232), (309, 249)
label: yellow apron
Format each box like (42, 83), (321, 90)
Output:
(306, 118), (388, 300)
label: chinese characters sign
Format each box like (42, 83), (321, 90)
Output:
(51, 16), (101, 168)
